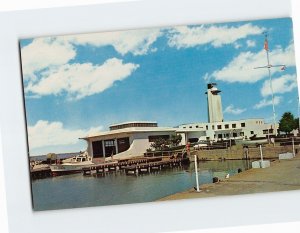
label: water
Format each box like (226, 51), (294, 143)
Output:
(31, 160), (251, 211)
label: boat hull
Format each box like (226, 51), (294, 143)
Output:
(50, 164), (93, 176)
(235, 139), (268, 145)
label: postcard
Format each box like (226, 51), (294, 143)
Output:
(19, 17), (299, 211)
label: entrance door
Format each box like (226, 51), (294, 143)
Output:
(104, 140), (116, 157)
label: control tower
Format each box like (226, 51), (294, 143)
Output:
(206, 83), (223, 123)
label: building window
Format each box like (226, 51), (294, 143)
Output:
(188, 138), (199, 143)
(206, 125), (208, 130)
(251, 131), (254, 134)
(117, 137), (130, 153)
(189, 126), (192, 129)
(104, 140), (115, 146)
(240, 132), (244, 136)
(232, 124), (236, 128)
(233, 132), (237, 137)
(225, 124), (229, 129)
(148, 135), (170, 142)
(218, 134), (222, 139)
(196, 125), (199, 128)
(92, 140), (103, 158)
(263, 130), (268, 134)
(217, 125), (222, 129)
(269, 129), (274, 133)
(212, 125), (215, 130)
(241, 123), (245, 127)
(183, 127), (186, 129)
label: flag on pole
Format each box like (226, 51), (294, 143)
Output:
(264, 37), (269, 51)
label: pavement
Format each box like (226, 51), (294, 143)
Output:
(159, 155), (300, 201)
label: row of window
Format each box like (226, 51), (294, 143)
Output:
(183, 122), (246, 130)
(215, 132), (240, 138)
(92, 137), (130, 158)
(110, 122), (157, 130)
(263, 129), (274, 134)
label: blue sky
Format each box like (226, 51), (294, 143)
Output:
(20, 17), (298, 156)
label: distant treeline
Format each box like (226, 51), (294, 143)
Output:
(29, 152), (80, 161)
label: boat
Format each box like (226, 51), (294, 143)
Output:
(50, 151), (94, 176)
(235, 138), (268, 146)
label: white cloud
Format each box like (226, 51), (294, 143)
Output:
(209, 43), (295, 83)
(167, 23), (264, 49)
(28, 120), (102, 149)
(246, 40), (256, 47)
(21, 29), (160, 81)
(260, 74), (298, 97)
(21, 38), (76, 80)
(234, 42), (242, 49)
(253, 96), (282, 109)
(65, 28), (162, 56)
(224, 104), (246, 115)
(26, 58), (139, 100)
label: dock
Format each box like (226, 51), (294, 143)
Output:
(159, 155), (300, 201)
(30, 167), (51, 179)
(82, 157), (190, 176)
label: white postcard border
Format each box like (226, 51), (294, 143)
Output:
(0, 1), (299, 233)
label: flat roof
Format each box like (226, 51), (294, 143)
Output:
(178, 118), (265, 126)
(109, 121), (157, 127)
(80, 126), (176, 139)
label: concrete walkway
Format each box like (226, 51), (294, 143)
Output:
(159, 155), (300, 201)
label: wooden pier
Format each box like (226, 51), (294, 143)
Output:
(82, 157), (190, 176)
(30, 167), (51, 179)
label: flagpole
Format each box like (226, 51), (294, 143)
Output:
(265, 34), (277, 135)
(254, 33), (286, 137)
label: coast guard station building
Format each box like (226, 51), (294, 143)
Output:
(177, 83), (276, 143)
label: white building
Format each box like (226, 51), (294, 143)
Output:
(81, 121), (176, 160)
(177, 83), (276, 143)
(177, 119), (275, 143)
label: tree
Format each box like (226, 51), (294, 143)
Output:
(169, 134), (182, 147)
(150, 138), (169, 151)
(278, 112), (297, 135)
(149, 134), (183, 151)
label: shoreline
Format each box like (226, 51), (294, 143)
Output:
(158, 155), (300, 201)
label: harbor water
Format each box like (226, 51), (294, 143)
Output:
(32, 160), (251, 211)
